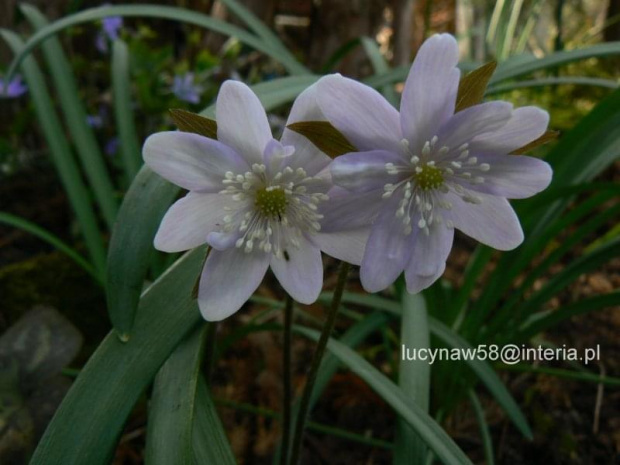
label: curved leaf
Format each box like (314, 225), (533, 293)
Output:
(294, 326), (474, 465)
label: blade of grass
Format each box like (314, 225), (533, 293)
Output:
(294, 325), (474, 465)
(218, 0), (307, 74)
(0, 212), (100, 283)
(145, 325), (208, 465)
(216, 398), (392, 449)
(487, 76), (619, 94)
(498, 364), (620, 387)
(467, 390), (495, 465)
(21, 4), (119, 229)
(192, 377), (238, 464)
(7, 4), (306, 79)
(516, 292), (620, 342)
(106, 166), (180, 340)
(29, 247), (205, 465)
(112, 39), (142, 181)
(1, 29), (107, 276)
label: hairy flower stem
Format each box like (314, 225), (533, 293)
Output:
(288, 262), (351, 465)
(280, 294), (294, 465)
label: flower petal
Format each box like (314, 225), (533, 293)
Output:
(445, 192), (524, 250)
(436, 101), (513, 153)
(469, 106), (550, 155)
(360, 194), (414, 292)
(154, 192), (232, 252)
(316, 74), (402, 153)
(143, 132), (248, 192)
(405, 262), (446, 294)
(331, 150), (404, 193)
(270, 236), (323, 304)
(198, 248), (270, 321)
(313, 227), (370, 266)
(319, 187), (382, 233)
(409, 220), (454, 276)
(463, 154), (552, 199)
(400, 34), (460, 151)
(216, 80), (272, 165)
(280, 83), (332, 176)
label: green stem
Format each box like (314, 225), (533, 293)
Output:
(280, 295), (294, 465)
(288, 262), (350, 464)
(394, 292), (430, 464)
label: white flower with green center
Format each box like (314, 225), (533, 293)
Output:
(144, 81), (362, 320)
(316, 34), (553, 294)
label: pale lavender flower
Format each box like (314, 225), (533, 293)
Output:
(144, 81), (362, 320)
(96, 14), (123, 53)
(0, 75), (27, 98)
(316, 34), (552, 294)
(171, 73), (204, 104)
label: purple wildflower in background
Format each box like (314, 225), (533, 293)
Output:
(317, 34), (552, 294)
(105, 137), (119, 156)
(0, 75), (28, 98)
(144, 81), (363, 321)
(171, 73), (204, 104)
(96, 13), (123, 53)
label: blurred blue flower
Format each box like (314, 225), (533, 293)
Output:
(105, 137), (119, 156)
(171, 72), (204, 104)
(86, 106), (108, 128)
(0, 75), (28, 98)
(96, 12), (123, 53)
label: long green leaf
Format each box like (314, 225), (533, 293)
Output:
(106, 166), (180, 339)
(0, 212), (100, 283)
(486, 76), (619, 94)
(6, 4), (306, 79)
(295, 326), (473, 465)
(1, 29), (107, 276)
(363, 42), (620, 89)
(467, 390), (495, 465)
(21, 4), (119, 229)
(218, 0), (306, 74)
(428, 319), (533, 440)
(319, 292), (532, 439)
(30, 247), (205, 465)
(192, 377), (238, 464)
(146, 325), (208, 465)
(112, 39), (143, 181)
(490, 42), (620, 83)
(516, 292), (620, 342)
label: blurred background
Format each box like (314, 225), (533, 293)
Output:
(1, 0), (619, 464)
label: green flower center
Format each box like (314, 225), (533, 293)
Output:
(255, 187), (288, 218)
(413, 165), (444, 191)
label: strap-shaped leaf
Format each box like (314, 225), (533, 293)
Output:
(287, 121), (357, 158)
(295, 326), (473, 465)
(455, 61), (497, 112)
(145, 325), (212, 465)
(107, 166), (180, 340)
(170, 109), (218, 139)
(513, 129), (559, 154)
